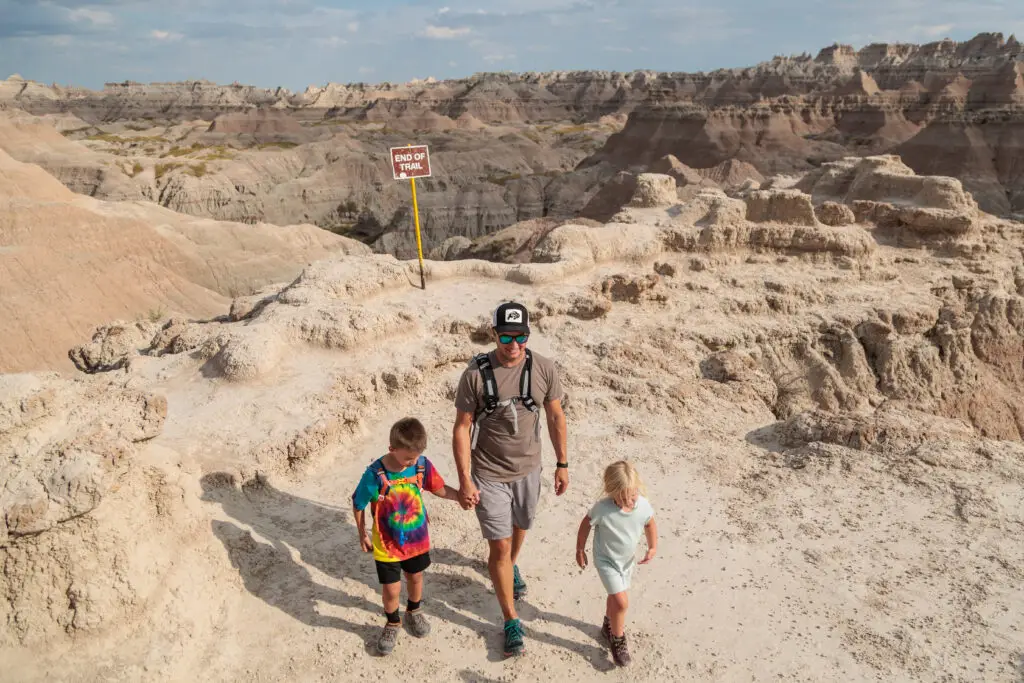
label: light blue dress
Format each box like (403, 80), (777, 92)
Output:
(588, 495), (654, 594)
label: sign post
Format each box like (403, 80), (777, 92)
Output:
(389, 144), (431, 289)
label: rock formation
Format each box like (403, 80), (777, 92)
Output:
(2, 133), (1023, 681)
(2, 32), (1023, 257)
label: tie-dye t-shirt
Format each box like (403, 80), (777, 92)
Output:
(351, 456), (445, 562)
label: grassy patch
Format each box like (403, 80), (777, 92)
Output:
(256, 141), (299, 150)
(201, 145), (235, 161)
(155, 161), (208, 179)
(87, 133), (169, 144)
(485, 172), (522, 186)
(155, 162), (181, 179)
(184, 162), (208, 177)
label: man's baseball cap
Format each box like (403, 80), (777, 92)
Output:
(492, 301), (530, 334)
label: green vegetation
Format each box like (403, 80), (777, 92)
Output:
(86, 133), (169, 144)
(256, 141), (299, 150)
(553, 124), (589, 135)
(185, 162), (208, 177)
(154, 163), (180, 179)
(485, 172), (523, 186)
(130, 162), (143, 177)
(154, 161), (208, 179)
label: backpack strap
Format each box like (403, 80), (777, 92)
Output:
(519, 349), (538, 413)
(415, 455), (426, 489)
(372, 458), (391, 502)
(475, 352), (499, 415)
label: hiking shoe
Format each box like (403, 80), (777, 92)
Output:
(503, 618), (526, 657)
(512, 564), (527, 600)
(377, 622), (401, 655)
(405, 609), (431, 638)
(609, 632), (632, 667)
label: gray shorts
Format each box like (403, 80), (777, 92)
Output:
(472, 468), (541, 541)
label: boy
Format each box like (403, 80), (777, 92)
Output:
(351, 417), (459, 655)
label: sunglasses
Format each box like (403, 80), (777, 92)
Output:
(498, 334), (529, 345)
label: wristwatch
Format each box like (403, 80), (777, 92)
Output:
(556, 462), (568, 469)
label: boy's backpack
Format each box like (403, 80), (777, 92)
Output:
(469, 349), (540, 449)
(371, 454), (426, 507)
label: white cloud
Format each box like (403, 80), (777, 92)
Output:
(150, 29), (183, 41)
(438, 6), (450, 14)
(359, 66), (375, 74)
(422, 25), (471, 39)
(483, 53), (515, 63)
(912, 23), (955, 38)
(604, 46), (632, 53)
(67, 8), (114, 26)
(347, 22), (359, 32)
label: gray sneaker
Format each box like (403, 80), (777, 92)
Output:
(377, 622), (401, 655)
(406, 609), (431, 637)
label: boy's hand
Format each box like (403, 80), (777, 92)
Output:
(639, 547), (656, 564)
(575, 548), (588, 569)
(360, 532), (373, 553)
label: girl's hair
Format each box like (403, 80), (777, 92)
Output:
(602, 460), (646, 498)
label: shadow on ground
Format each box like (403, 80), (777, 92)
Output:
(201, 472), (612, 668)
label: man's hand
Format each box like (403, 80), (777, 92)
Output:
(359, 532), (373, 553)
(576, 548), (588, 569)
(640, 547), (656, 564)
(458, 480), (480, 510)
(554, 466), (569, 496)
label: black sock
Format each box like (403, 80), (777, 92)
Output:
(407, 599), (421, 612)
(386, 609), (400, 624)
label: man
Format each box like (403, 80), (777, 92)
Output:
(452, 301), (569, 657)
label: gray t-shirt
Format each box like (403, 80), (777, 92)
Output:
(588, 495), (655, 571)
(454, 349), (564, 483)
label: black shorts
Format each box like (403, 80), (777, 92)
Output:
(375, 551), (431, 585)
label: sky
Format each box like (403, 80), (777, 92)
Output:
(1, 0), (1023, 91)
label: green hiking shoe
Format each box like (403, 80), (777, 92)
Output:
(503, 618), (525, 657)
(512, 564), (527, 600)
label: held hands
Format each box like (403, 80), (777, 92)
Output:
(457, 480), (480, 510)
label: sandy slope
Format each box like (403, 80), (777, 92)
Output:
(0, 146), (366, 373)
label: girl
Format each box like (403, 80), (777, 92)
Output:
(575, 460), (658, 667)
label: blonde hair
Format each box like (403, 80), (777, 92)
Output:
(602, 460), (646, 499)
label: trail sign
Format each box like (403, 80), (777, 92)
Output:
(390, 145), (431, 180)
(390, 143), (430, 289)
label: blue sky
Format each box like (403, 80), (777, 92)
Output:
(1, 0), (1022, 91)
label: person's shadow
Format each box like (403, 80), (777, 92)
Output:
(201, 471), (613, 668)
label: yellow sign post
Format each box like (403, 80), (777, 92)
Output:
(389, 144), (431, 290)
(409, 174), (426, 290)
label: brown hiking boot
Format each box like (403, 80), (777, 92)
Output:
(609, 631), (632, 667)
(377, 621), (401, 655)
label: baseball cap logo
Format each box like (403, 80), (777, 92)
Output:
(505, 309), (523, 323)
